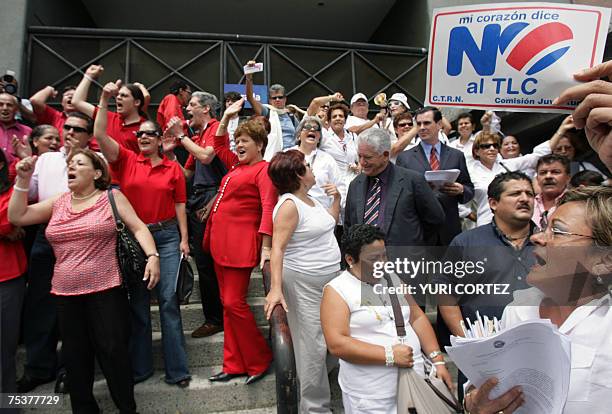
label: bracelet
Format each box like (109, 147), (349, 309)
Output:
(218, 123), (227, 129)
(13, 184), (29, 192)
(178, 135), (188, 141)
(262, 246), (271, 251)
(97, 104), (107, 110)
(432, 361), (446, 366)
(147, 252), (160, 260)
(384, 344), (394, 367)
(428, 350), (443, 360)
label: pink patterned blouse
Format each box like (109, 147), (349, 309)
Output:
(46, 191), (122, 296)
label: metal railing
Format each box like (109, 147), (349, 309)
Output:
(26, 27), (428, 116)
(261, 261), (298, 414)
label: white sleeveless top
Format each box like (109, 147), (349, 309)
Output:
(272, 193), (340, 275)
(326, 270), (424, 399)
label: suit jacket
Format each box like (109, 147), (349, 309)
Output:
(344, 163), (446, 255)
(396, 143), (474, 246)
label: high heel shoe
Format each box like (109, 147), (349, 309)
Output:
(208, 372), (246, 382)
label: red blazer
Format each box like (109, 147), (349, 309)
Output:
(203, 131), (277, 268)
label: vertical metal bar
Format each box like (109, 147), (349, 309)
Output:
(125, 39), (131, 82)
(219, 41), (225, 99)
(350, 50), (356, 96)
(24, 34), (34, 96)
(265, 44), (270, 87)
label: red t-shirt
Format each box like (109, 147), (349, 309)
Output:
(109, 146), (187, 224)
(93, 107), (143, 154)
(184, 119), (224, 171)
(157, 94), (188, 135)
(37, 105), (100, 151)
(0, 189), (27, 282)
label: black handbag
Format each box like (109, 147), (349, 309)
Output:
(107, 189), (147, 289)
(176, 253), (194, 304)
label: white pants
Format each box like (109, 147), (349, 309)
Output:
(342, 392), (397, 414)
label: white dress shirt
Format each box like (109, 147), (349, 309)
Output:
(468, 140), (551, 227)
(502, 288), (612, 413)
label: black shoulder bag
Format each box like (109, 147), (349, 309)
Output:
(107, 189), (147, 290)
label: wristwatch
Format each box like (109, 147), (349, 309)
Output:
(429, 350), (443, 360)
(147, 252), (160, 260)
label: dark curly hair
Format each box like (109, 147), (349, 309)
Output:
(268, 150), (306, 194)
(342, 224), (386, 262)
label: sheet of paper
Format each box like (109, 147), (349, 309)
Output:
(424, 169), (460, 189)
(446, 320), (571, 414)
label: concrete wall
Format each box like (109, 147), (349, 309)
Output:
(0, 0), (29, 92)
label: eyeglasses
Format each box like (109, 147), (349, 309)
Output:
(270, 96), (285, 101)
(135, 130), (161, 138)
(478, 143), (500, 150)
(303, 124), (321, 132)
(533, 225), (594, 240)
(62, 124), (88, 134)
(397, 122), (413, 128)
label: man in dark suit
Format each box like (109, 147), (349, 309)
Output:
(396, 106), (474, 246)
(344, 127), (445, 259)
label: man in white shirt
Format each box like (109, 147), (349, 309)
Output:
(18, 112), (94, 394)
(345, 93), (383, 134)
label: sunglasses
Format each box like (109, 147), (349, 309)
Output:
(135, 130), (161, 138)
(270, 96), (285, 101)
(398, 122), (413, 128)
(303, 124), (321, 132)
(478, 143), (500, 150)
(63, 124), (88, 134)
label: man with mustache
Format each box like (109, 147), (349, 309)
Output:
(532, 154), (571, 229)
(436, 171), (536, 401)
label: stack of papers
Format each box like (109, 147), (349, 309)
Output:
(424, 169), (460, 189)
(446, 319), (571, 414)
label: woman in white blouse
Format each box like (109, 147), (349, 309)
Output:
(265, 149), (341, 413)
(319, 104), (360, 215)
(464, 186), (612, 414)
(468, 130), (562, 227)
(321, 224), (453, 414)
(292, 116), (344, 210)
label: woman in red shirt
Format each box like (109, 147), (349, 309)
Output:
(198, 99), (276, 384)
(72, 64), (150, 153)
(94, 82), (192, 387)
(0, 149), (27, 396)
(8, 150), (159, 413)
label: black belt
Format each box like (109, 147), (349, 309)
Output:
(147, 218), (177, 233)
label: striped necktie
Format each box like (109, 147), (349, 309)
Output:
(364, 177), (381, 226)
(429, 146), (440, 171)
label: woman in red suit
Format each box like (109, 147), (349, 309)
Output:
(202, 98), (275, 384)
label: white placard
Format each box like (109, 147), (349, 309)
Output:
(425, 3), (610, 113)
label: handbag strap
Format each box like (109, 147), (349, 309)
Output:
(382, 274), (406, 337)
(107, 189), (125, 230)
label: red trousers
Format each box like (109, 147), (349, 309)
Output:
(214, 263), (272, 375)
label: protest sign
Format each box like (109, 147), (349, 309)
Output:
(223, 84), (268, 109)
(425, 3), (610, 113)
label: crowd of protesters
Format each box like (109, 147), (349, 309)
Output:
(0, 58), (611, 414)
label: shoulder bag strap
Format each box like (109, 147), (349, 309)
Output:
(106, 189), (125, 230)
(382, 274), (407, 337)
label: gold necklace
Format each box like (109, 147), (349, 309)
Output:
(71, 188), (99, 201)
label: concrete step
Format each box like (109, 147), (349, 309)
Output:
(23, 365), (276, 413)
(153, 298), (268, 332)
(178, 271), (265, 305)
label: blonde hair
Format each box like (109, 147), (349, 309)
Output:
(559, 186), (612, 247)
(472, 131), (502, 160)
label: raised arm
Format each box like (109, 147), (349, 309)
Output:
(29, 86), (56, 115)
(245, 61), (264, 115)
(93, 81), (122, 163)
(8, 156), (58, 226)
(214, 100), (243, 168)
(390, 124), (418, 158)
(347, 112), (385, 135)
(133, 82), (151, 113)
(72, 65), (104, 118)
(306, 93), (343, 116)
(112, 189), (160, 290)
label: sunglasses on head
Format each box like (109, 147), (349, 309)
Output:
(270, 96), (285, 101)
(478, 143), (500, 150)
(62, 124), (88, 134)
(303, 124), (321, 132)
(135, 130), (161, 138)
